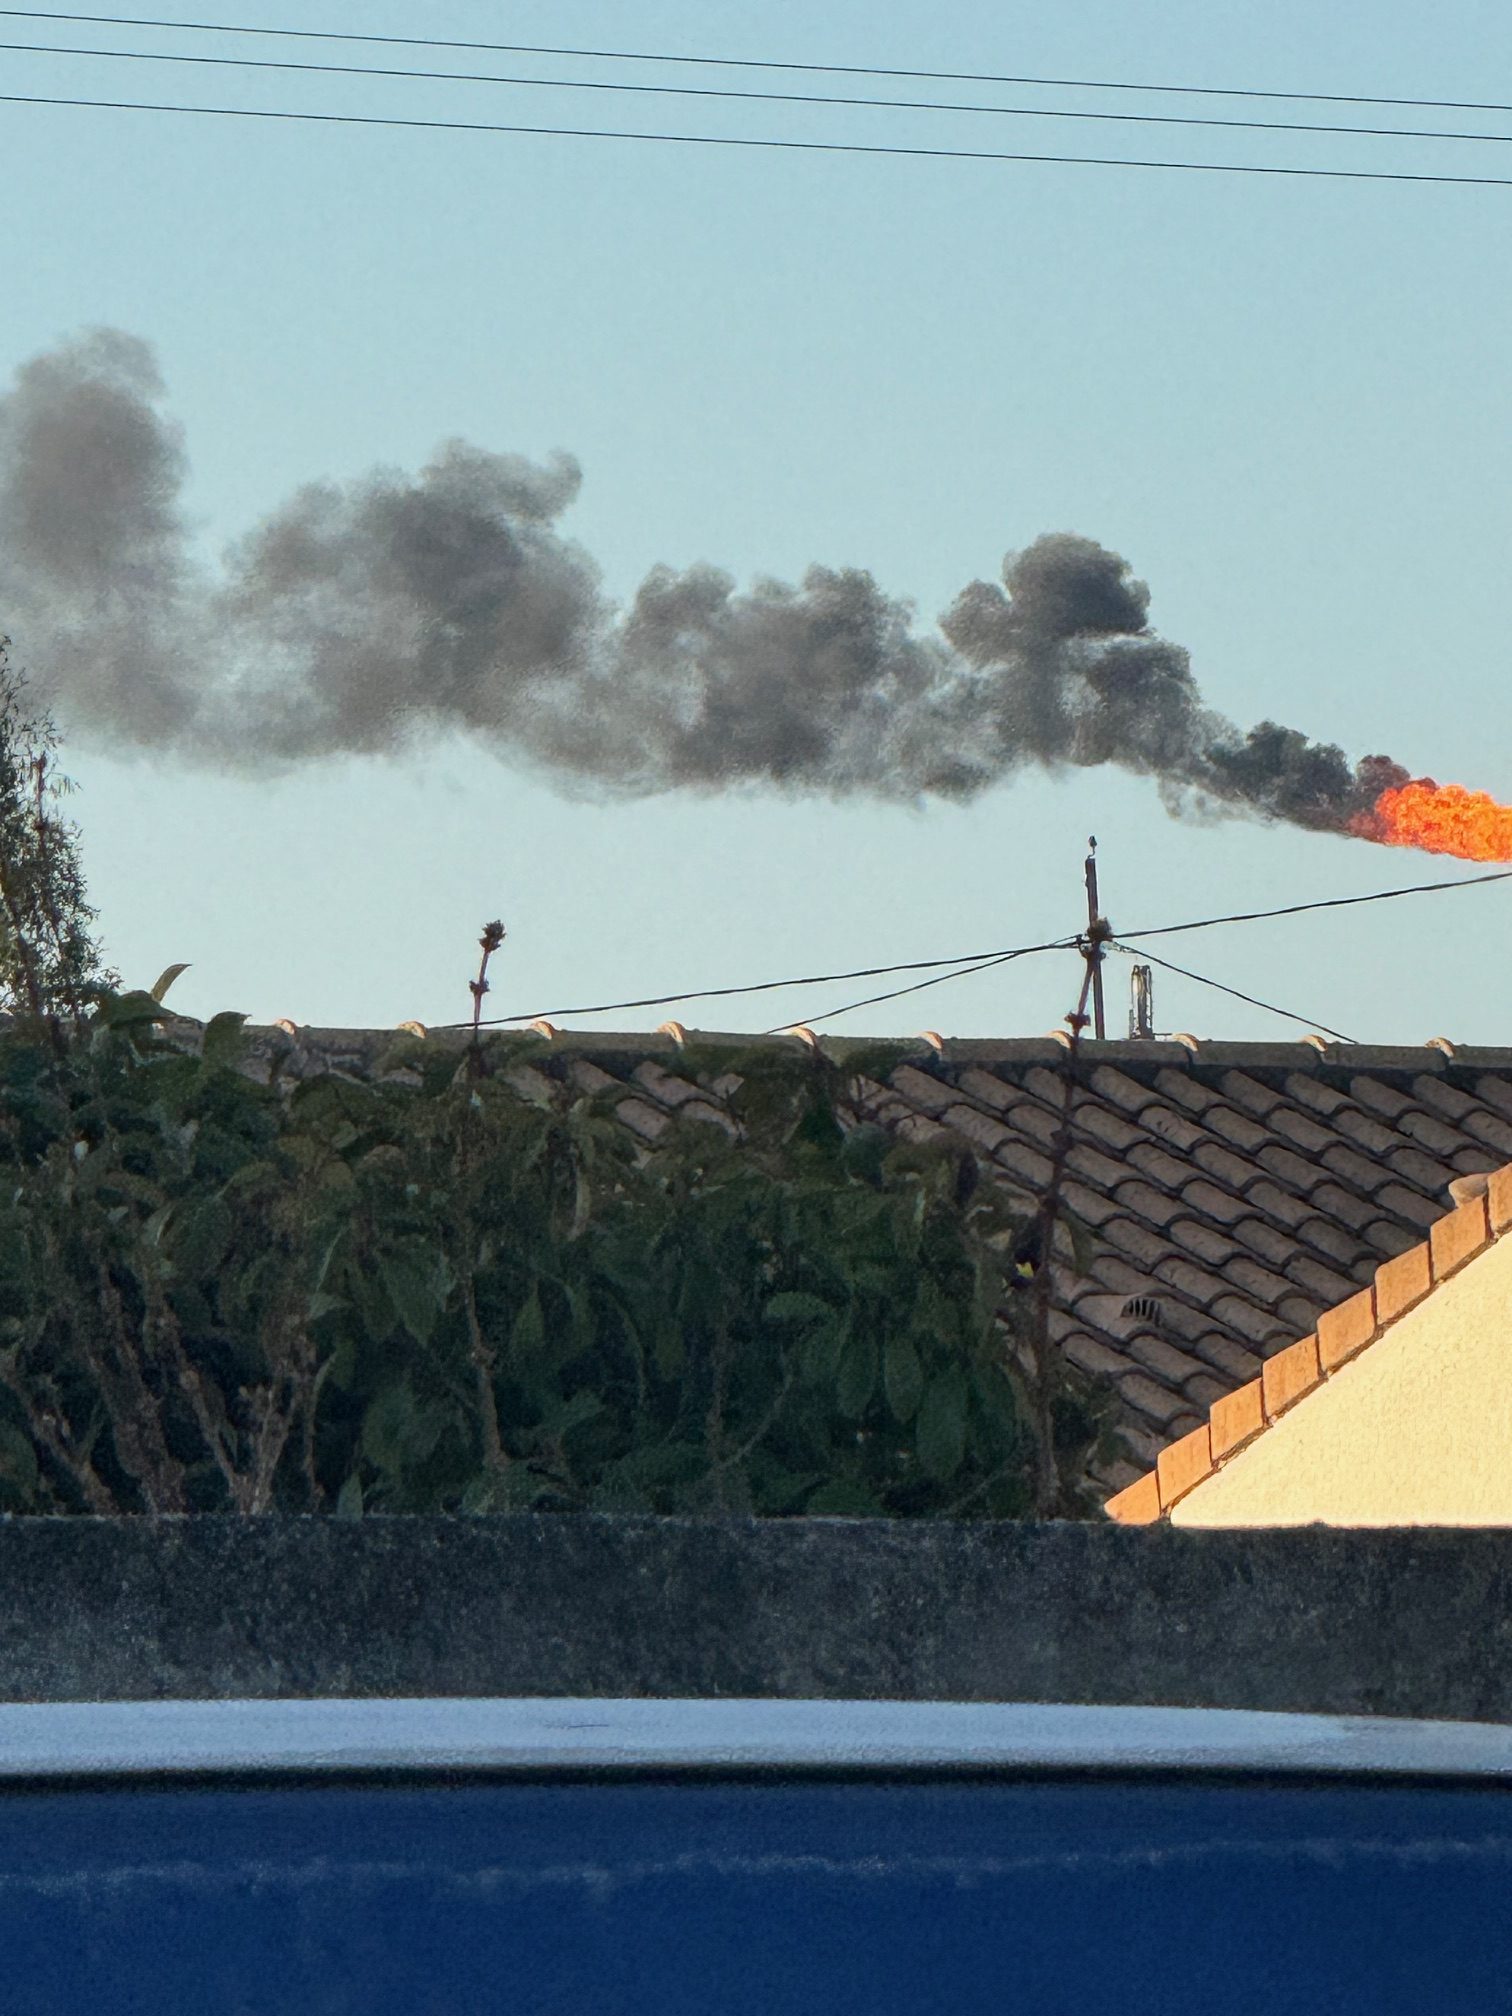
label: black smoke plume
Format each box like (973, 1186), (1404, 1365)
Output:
(0, 329), (1405, 826)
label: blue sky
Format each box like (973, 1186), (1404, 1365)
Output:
(1, 0), (1510, 1043)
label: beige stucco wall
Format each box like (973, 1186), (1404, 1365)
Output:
(1173, 1232), (1512, 1526)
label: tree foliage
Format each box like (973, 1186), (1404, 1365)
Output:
(0, 993), (1122, 1517)
(0, 644), (118, 1036)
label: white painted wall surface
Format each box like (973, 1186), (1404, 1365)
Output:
(1174, 1234), (1512, 1527)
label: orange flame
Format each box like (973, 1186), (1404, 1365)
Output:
(1355, 780), (1512, 861)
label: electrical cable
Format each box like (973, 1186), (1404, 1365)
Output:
(1111, 941), (1355, 1042)
(6, 37), (1512, 147)
(434, 936), (1082, 1031)
(1117, 865), (1512, 943)
(5, 9), (1511, 118)
(435, 862), (1509, 1031)
(764, 944), (1066, 1035)
(8, 90), (1512, 186)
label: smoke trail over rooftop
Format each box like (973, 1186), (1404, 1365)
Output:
(0, 329), (1410, 837)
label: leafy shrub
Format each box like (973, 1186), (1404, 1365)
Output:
(0, 1001), (1056, 1518)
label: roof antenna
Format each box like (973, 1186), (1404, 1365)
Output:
(1083, 837), (1107, 1041)
(1129, 962), (1155, 1040)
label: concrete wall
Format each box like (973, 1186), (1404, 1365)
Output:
(1176, 1235), (1512, 1528)
(3, 1517), (1512, 1720)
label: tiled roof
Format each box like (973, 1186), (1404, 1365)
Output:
(1104, 1165), (1512, 1523)
(242, 1023), (1512, 1506)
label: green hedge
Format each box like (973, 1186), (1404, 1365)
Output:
(0, 999), (1113, 1517)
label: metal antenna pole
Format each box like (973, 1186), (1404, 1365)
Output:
(1083, 836), (1107, 1042)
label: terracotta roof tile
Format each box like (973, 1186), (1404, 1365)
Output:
(1111, 1177), (1185, 1228)
(1462, 1109), (1512, 1157)
(1491, 1165), (1512, 1233)
(632, 1060), (708, 1109)
(1398, 1108), (1478, 1159)
(1258, 1141), (1332, 1192)
(1268, 1106), (1336, 1156)
(1284, 1071), (1352, 1118)
(1105, 1470), (1162, 1524)
(1119, 1423), (1168, 1470)
(1060, 1178), (1121, 1228)
(1065, 1141), (1134, 1190)
(1078, 1104), (1149, 1155)
(1205, 1105), (1272, 1153)
(1184, 1372), (1231, 1411)
(1127, 1140), (1197, 1190)
(898, 1114), (949, 1144)
(1139, 1103), (1208, 1152)
(1332, 1106), (1402, 1155)
(1154, 1068), (1220, 1115)
(1276, 1294), (1324, 1338)
(1227, 1256), (1297, 1304)
(568, 1059), (617, 1094)
(1192, 1140), (1261, 1192)
(941, 1104), (1016, 1156)
(1261, 1334), (1321, 1419)
(1095, 1458), (1147, 1498)
(994, 1138), (1056, 1187)
(1374, 1240), (1431, 1323)
(1219, 1070), (1285, 1119)
(1375, 1181), (1443, 1229)
(1351, 1077), (1417, 1121)
(1281, 1253), (1361, 1306)
(1100, 1217), (1174, 1270)
(1315, 1142), (1383, 1192)
(1121, 1373), (1191, 1427)
(1246, 1179), (1314, 1229)
(1359, 1218), (1418, 1259)
(1063, 1333), (1141, 1382)
(1125, 1333), (1214, 1385)
(1229, 1218), (1297, 1268)
(1412, 1075), (1483, 1124)
(888, 1064), (955, 1115)
(956, 1066), (1017, 1112)
(1191, 1333), (1264, 1382)
(1316, 1286), (1376, 1371)
(1178, 1176), (1251, 1225)
(1002, 1098), (1061, 1146)
(1209, 1379), (1264, 1459)
(1307, 1181), (1375, 1232)
(1087, 1064), (1159, 1116)
(1155, 1256), (1234, 1308)
(1429, 1192), (1490, 1278)
(1022, 1066), (1073, 1109)
(617, 1097), (670, 1142)
(1473, 1075), (1512, 1123)
(1166, 1217), (1243, 1267)
(1264, 1212), (1347, 1266)
(1143, 1298), (1214, 1344)
(1208, 1293), (1290, 1347)
(1087, 1252), (1153, 1297)
(1157, 1422), (1214, 1506)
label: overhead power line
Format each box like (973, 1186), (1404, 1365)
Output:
(8, 90), (1512, 186)
(5, 37), (1511, 146)
(767, 947), (1056, 1035)
(438, 863), (1511, 1031)
(1111, 942), (1355, 1042)
(1117, 866), (1512, 943)
(4, 10), (1510, 117)
(440, 937), (1082, 1031)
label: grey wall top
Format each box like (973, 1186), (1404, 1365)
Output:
(3, 1516), (1511, 1721)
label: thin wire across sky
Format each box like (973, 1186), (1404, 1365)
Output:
(436, 866), (1512, 1037)
(3, 8), (1512, 187)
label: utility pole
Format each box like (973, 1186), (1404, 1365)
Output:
(1083, 837), (1107, 1042)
